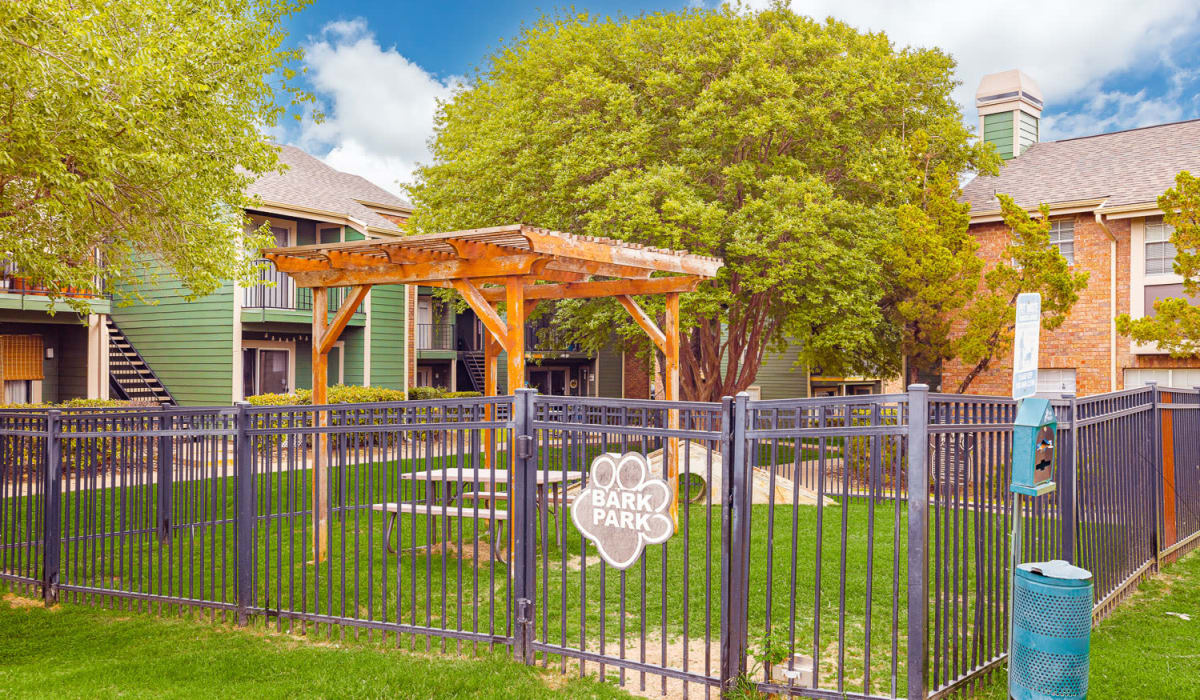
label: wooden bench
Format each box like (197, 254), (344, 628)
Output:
(371, 503), (509, 558)
(456, 490), (510, 504)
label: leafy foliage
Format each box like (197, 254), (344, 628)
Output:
(1116, 170), (1200, 356)
(407, 4), (995, 401)
(954, 194), (1090, 393)
(882, 130), (998, 384)
(0, 0), (311, 312)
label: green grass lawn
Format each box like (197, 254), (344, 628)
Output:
(964, 548), (1200, 699)
(0, 594), (630, 699)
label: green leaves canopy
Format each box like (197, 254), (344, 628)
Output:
(1116, 171), (1200, 356)
(0, 0), (310, 311)
(409, 5), (994, 400)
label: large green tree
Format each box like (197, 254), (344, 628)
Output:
(408, 4), (995, 401)
(0, 0), (310, 311)
(953, 194), (1089, 393)
(1116, 171), (1200, 356)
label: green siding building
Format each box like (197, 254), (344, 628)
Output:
(104, 146), (412, 405)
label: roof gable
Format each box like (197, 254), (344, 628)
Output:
(247, 145), (412, 234)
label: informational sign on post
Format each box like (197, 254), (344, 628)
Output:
(1012, 293), (1041, 400)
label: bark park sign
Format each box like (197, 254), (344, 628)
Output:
(571, 452), (675, 569)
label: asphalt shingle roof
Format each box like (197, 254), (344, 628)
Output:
(962, 118), (1200, 213)
(247, 145), (411, 233)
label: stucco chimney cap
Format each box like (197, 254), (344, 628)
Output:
(976, 69), (1043, 112)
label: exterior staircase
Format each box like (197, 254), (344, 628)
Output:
(106, 318), (175, 405)
(461, 351), (486, 393)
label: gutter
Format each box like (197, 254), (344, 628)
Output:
(1094, 211), (1118, 391)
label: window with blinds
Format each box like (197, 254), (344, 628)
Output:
(1048, 219), (1075, 265)
(1145, 217), (1177, 275)
(0, 335), (45, 381)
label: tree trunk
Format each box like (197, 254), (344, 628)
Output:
(677, 290), (777, 403)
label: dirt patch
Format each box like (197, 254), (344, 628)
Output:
(3, 593), (44, 610)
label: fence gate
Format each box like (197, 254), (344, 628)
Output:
(521, 393), (729, 696)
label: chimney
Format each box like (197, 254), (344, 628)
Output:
(976, 70), (1043, 160)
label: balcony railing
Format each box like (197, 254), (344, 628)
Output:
(243, 260), (362, 315)
(1, 261), (103, 298)
(525, 317), (581, 352)
(416, 323), (455, 351)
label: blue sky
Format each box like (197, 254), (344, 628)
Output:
(277, 1), (1200, 196)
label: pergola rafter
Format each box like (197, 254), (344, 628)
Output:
(262, 223), (723, 561)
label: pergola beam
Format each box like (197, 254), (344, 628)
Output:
(452, 279), (513, 353)
(290, 255), (548, 288)
(318, 285), (371, 355)
(265, 252), (329, 273)
(478, 275), (702, 303)
(380, 245), (454, 264)
(617, 295), (667, 353)
(326, 250), (388, 269)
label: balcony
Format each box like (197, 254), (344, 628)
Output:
(1, 261), (102, 299)
(416, 323), (456, 351)
(243, 261), (363, 315)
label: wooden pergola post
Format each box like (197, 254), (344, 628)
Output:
(308, 285), (371, 563)
(663, 292), (681, 526)
(311, 287), (329, 562)
(505, 277), (526, 394)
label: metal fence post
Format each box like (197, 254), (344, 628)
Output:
(1059, 394), (1078, 564)
(41, 409), (62, 606)
(906, 384), (929, 700)
(720, 392), (750, 690)
(511, 388), (537, 664)
(1148, 382), (1163, 571)
(156, 413), (174, 545)
(234, 401), (254, 626)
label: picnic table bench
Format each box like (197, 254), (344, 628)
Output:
(373, 468), (585, 560)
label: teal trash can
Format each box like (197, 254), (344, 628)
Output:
(1010, 560), (1093, 700)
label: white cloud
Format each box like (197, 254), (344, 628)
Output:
(755, 1), (1200, 138)
(297, 19), (462, 196)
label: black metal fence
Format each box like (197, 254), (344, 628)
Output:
(1, 385), (1198, 699)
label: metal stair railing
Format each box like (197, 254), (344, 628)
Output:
(106, 318), (176, 405)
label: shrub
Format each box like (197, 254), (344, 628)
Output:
(406, 386), (444, 401)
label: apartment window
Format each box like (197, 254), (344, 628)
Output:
(3, 380), (31, 404)
(243, 348), (290, 397)
(1048, 219), (1075, 265)
(1036, 368), (1076, 395)
(1145, 217), (1177, 275)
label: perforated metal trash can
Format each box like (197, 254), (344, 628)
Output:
(1010, 560), (1093, 700)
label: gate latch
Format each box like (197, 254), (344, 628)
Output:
(515, 434), (533, 459)
(516, 597), (534, 626)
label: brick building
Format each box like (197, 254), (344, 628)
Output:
(943, 70), (1200, 396)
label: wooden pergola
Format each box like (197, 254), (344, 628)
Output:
(263, 223), (723, 560)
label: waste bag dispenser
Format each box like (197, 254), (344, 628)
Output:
(1009, 560), (1093, 700)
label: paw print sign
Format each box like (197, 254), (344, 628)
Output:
(571, 452), (675, 569)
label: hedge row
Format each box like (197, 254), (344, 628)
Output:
(246, 385), (482, 407)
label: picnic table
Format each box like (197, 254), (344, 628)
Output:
(373, 468), (584, 560)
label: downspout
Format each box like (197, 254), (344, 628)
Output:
(1094, 211), (1118, 391)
